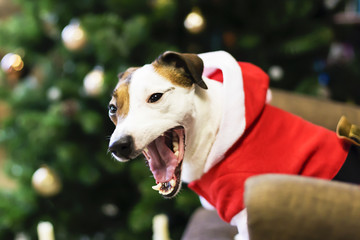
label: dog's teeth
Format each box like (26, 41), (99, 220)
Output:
(152, 183), (162, 191)
(170, 179), (176, 187)
(174, 151), (179, 158)
(152, 181), (176, 195)
(159, 187), (173, 195)
(173, 141), (179, 152)
(144, 148), (149, 154)
(159, 190), (167, 195)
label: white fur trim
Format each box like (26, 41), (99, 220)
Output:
(231, 209), (249, 240)
(199, 196), (216, 210)
(198, 51), (246, 173)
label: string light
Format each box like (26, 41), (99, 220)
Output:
(47, 86), (62, 101)
(268, 65), (284, 81)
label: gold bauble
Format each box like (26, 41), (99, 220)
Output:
(1, 53), (25, 84)
(1, 53), (24, 72)
(83, 66), (104, 96)
(32, 165), (62, 197)
(61, 20), (87, 51)
(184, 8), (206, 34)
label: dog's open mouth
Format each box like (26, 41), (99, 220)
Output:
(142, 126), (185, 198)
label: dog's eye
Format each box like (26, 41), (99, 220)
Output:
(108, 104), (117, 115)
(148, 93), (163, 103)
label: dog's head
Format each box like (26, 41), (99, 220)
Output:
(108, 51), (207, 198)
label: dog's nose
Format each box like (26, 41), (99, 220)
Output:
(109, 135), (134, 159)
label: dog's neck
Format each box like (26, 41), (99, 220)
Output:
(182, 77), (223, 182)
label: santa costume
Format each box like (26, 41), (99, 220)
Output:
(187, 51), (360, 223)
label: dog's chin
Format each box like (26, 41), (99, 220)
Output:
(142, 126), (185, 198)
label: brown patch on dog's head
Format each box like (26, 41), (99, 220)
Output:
(112, 83), (129, 118)
(153, 51), (207, 89)
(152, 62), (193, 88)
(109, 67), (138, 124)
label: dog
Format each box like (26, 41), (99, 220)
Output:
(108, 51), (359, 240)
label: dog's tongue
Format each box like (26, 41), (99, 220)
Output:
(147, 136), (178, 183)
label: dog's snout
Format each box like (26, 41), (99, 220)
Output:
(109, 135), (134, 159)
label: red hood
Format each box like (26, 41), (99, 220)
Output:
(206, 61), (270, 131)
(198, 51), (270, 173)
(190, 52), (349, 223)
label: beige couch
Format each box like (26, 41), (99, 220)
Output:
(182, 174), (360, 240)
(245, 174), (360, 240)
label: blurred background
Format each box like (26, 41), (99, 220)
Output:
(0, 0), (359, 239)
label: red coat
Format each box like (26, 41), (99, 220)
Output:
(188, 61), (350, 223)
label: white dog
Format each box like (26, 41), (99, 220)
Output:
(108, 51), (353, 240)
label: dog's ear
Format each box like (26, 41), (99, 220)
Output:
(157, 51), (207, 89)
(117, 67), (139, 82)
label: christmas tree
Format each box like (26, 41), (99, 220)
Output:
(0, 0), (359, 239)
(0, 0), (200, 239)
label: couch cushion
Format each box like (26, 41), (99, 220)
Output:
(245, 174), (360, 240)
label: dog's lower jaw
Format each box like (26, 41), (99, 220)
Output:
(151, 165), (183, 199)
(181, 77), (224, 183)
(143, 126), (186, 198)
(110, 153), (129, 162)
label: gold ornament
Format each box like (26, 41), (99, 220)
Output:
(83, 66), (104, 96)
(184, 8), (206, 34)
(1, 53), (24, 72)
(61, 20), (87, 51)
(32, 165), (62, 197)
(1, 52), (25, 85)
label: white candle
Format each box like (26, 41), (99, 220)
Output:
(153, 214), (170, 240)
(37, 221), (55, 240)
